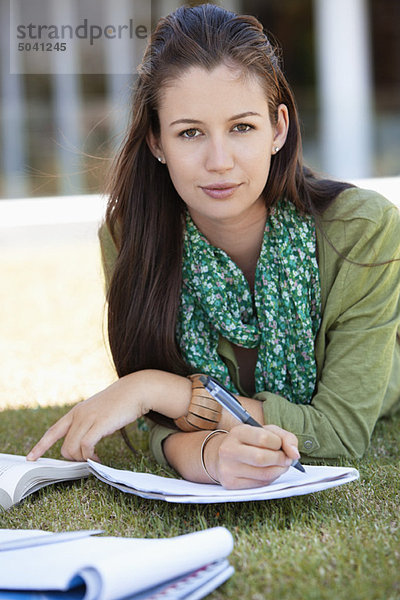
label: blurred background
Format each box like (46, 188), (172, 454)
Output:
(0, 0), (399, 200)
(0, 0), (399, 413)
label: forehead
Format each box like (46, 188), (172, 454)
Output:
(157, 63), (268, 116)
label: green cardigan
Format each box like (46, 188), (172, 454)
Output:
(99, 187), (400, 462)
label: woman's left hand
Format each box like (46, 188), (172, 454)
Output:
(164, 422), (302, 489)
(208, 424), (301, 489)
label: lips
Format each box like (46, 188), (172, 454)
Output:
(200, 183), (241, 199)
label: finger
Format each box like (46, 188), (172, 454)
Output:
(220, 465), (289, 489)
(265, 425), (300, 459)
(60, 441), (95, 463)
(244, 447), (293, 469)
(220, 437), (292, 468)
(62, 420), (105, 462)
(26, 414), (73, 461)
(60, 424), (96, 462)
(79, 427), (102, 462)
(230, 424), (283, 451)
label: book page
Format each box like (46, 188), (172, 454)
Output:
(0, 454), (47, 508)
(0, 454), (91, 510)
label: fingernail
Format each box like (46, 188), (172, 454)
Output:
(290, 445), (300, 458)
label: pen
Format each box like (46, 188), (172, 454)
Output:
(199, 374), (305, 473)
(0, 529), (104, 552)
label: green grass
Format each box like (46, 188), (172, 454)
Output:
(1, 405), (399, 600)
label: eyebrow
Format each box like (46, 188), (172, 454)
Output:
(169, 111), (263, 127)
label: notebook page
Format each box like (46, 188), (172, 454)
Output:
(88, 461), (359, 501)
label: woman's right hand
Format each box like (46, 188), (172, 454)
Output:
(26, 373), (150, 462)
(205, 424), (301, 489)
(27, 369), (192, 463)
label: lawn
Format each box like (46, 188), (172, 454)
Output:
(0, 234), (399, 600)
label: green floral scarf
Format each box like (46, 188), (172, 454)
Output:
(176, 200), (321, 404)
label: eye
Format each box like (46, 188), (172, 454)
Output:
(233, 123), (254, 133)
(179, 128), (201, 139)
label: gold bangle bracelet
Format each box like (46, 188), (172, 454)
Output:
(174, 374), (222, 432)
(200, 429), (228, 484)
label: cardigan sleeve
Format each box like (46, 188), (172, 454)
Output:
(257, 196), (400, 459)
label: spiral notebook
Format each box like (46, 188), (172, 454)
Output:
(0, 527), (234, 600)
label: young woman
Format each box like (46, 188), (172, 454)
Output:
(28, 4), (400, 489)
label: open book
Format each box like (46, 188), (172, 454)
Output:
(0, 527), (234, 600)
(0, 453), (359, 510)
(0, 453), (91, 511)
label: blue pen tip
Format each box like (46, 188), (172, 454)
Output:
(292, 460), (306, 473)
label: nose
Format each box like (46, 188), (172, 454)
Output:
(204, 135), (234, 173)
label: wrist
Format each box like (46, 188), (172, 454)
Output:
(218, 408), (240, 431)
(175, 374), (222, 432)
(137, 370), (192, 419)
(201, 429), (227, 483)
(218, 396), (265, 430)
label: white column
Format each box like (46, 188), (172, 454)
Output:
(314, 0), (373, 178)
(154, 1), (243, 19)
(1, 0), (28, 197)
(51, 0), (83, 194)
(153, 0), (183, 19)
(104, 0), (136, 151)
(222, 0), (242, 12)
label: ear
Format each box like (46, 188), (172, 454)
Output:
(271, 104), (289, 155)
(146, 129), (165, 163)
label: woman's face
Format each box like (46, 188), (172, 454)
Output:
(148, 63), (288, 230)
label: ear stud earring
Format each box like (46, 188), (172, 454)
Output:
(273, 146), (280, 154)
(157, 156), (165, 164)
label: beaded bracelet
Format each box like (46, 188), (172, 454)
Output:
(174, 373), (222, 432)
(200, 429), (228, 484)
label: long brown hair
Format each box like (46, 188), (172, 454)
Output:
(105, 3), (351, 381)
